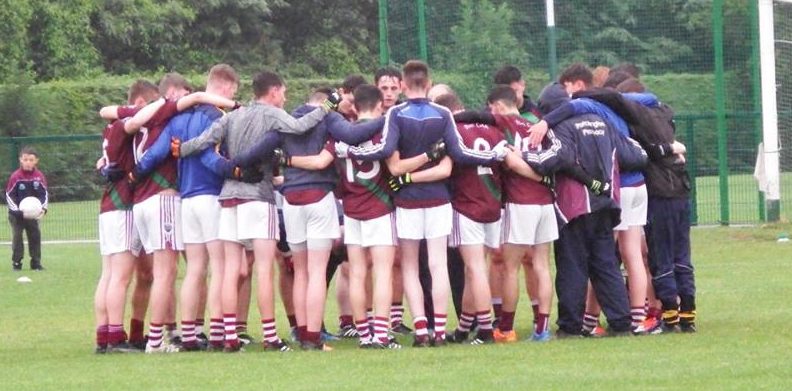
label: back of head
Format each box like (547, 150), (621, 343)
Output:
(342, 74), (367, 94)
(402, 60), (430, 91)
(374, 67), (402, 85)
(559, 63), (593, 87)
(487, 85), (518, 108)
(434, 93), (464, 112)
(353, 84), (383, 113)
(493, 65), (522, 85)
(616, 78), (646, 93)
(207, 64), (239, 88)
(308, 87), (332, 105)
(592, 66), (610, 88)
(537, 82), (569, 115)
(603, 71), (632, 90)
(611, 63), (641, 79)
(127, 79), (159, 105)
(158, 72), (191, 97)
(428, 83), (454, 102)
(252, 71), (284, 98)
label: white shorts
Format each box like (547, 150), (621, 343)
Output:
(449, 210), (501, 249)
(396, 204), (452, 240)
(218, 201), (279, 242)
(182, 195), (221, 244)
(501, 203), (558, 245)
(614, 184), (648, 231)
(344, 212), (397, 247)
(133, 194), (183, 254)
(98, 210), (142, 256)
(282, 193), (341, 244)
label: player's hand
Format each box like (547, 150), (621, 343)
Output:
(492, 142), (509, 161)
(273, 148), (290, 167)
(235, 166), (265, 183)
(588, 179), (611, 197)
(127, 166), (143, 185)
(527, 120), (549, 148)
(99, 164), (126, 183)
(388, 173), (412, 192)
(334, 141), (350, 158)
(170, 137), (181, 158)
(425, 141), (446, 162)
(232, 101), (242, 111)
(323, 89), (343, 112)
(540, 175), (555, 188)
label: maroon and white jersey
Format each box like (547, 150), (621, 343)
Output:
(331, 135), (394, 221)
(100, 118), (137, 213)
(494, 114), (553, 205)
(132, 99), (179, 204)
(450, 122), (504, 223)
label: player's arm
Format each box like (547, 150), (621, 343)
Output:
(100, 106), (120, 120)
(176, 91), (238, 112)
(347, 108), (399, 161)
(234, 131), (284, 168)
(5, 175), (20, 213)
(409, 156), (452, 183)
(288, 150), (335, 171)
(503, 147), (542, 181)
(179, 115), (229, 157)
(385, 149), (435, 177)
(272, 106), (328, 135)
(325, 112), (385, 145)
(442, 115), (505, 166)
(124, 98), (166, 134)
(134, 122), (176, 176)
(612, 130), (648, 171)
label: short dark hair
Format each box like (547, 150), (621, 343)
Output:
(559, 63), (593, 87)
(487, 85), (519, 108)
(402, 60), (430, 90)
(374, 67), (402, 85)
(616, 78), (646, 93)
(252, 71), (284, 98)
(127, 79), (159, 104)
(341, 74), (367, 93)
(158, 72), (191, 96)
(308, 87), (332, 105)
(434, 93), (464, 112)
(611, 63), (641, 79)
(493, 65), (522, 85)
(353, 84), (383, 112)
(19, 146), (38, 157)
(603, 71), (632, 89)
(208, 63), (239, 86)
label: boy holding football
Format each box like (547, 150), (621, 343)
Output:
(6, 147), (48, 271)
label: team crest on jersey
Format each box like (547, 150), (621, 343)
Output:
(164, 222), (173, 233)
(33, 181), (40, 189)
(19, 184), (26, 191)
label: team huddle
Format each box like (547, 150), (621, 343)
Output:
(93, 60), (697, 354)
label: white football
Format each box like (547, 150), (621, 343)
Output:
(19, 197), (43, 220)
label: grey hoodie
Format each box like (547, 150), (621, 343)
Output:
(179, 100), (327, 204)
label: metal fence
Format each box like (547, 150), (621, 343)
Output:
(380, 0), (792, 225)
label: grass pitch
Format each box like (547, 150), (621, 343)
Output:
(1, 225), (791, 390)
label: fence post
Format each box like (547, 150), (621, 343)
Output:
(546, 0), (558, 81)
(686, 117), (699, 226)
(750, 0), (766, 221)
(713, 0), (730, 225)
(378, 0), (389, 66)
(9, 138), (19, 174)
(416, 0), (428, 62)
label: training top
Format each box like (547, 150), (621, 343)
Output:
(136, 104), (227, 199)
(100, 118), (136, 213)
(449, 122), (504, 223)
(132, 99), (180, 203)
(179, 101), (326, 204)
(346, 98), (501, 209)
(6, 167), (48, 214)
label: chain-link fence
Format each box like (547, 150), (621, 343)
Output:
(775, 0), (792, 222)
(382, 0), (789, 225)
(0, 135), (101, 242)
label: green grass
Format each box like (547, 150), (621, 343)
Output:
(1, 224), (791, 390)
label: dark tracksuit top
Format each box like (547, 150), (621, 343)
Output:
(346, 98), (502, 209)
